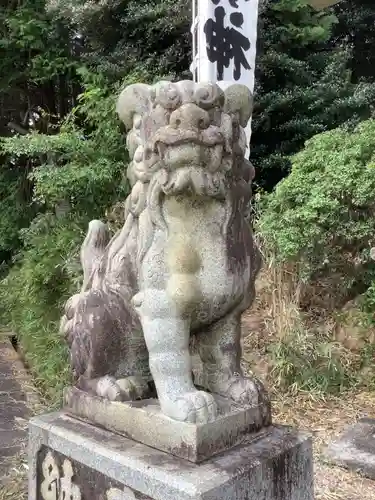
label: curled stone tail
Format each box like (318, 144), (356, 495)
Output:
(80, 220), (111, 290)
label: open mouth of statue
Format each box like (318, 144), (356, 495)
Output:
(153, 127), (224, 147)
(153, 127), (225, 171)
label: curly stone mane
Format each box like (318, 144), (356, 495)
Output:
(101, 80), (256, 275)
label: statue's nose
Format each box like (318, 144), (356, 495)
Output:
(169, 104), (210, 130)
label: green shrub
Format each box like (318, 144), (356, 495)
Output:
(0, 160), (37, 264)
(258, 119), (375, 307)
(0, 214), (85, 404)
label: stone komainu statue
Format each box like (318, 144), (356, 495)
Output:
(60, 80), (270, 425)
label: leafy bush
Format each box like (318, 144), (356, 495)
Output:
(0, 160), (37, 265)
(258, 119), (375, 308)
(0, 214), (84, 404)
(0, 73), (132, 403)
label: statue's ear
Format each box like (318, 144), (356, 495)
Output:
(223, 84), (253, 127)
(116, 83), (151, 130)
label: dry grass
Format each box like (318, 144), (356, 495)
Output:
(240, 252), (305, 383)
(241, 245), (375, 498)
(253, 255), (302, 341)
(242, 242), (375, 393)
(0, 449), (28, 500)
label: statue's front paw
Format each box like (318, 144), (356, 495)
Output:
(161, 390), (218, 424)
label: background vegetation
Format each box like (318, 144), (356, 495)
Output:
(0, 0), (375, 403)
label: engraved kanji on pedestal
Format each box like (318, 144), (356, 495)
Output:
(38, 448), (146, 500)
(41, 452), (81, 500)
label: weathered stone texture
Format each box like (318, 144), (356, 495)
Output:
(60, 80), (270, 428)
(29, 412), (314, 500)
(325, 418), (375, 480)
(64, 386), (271, 463)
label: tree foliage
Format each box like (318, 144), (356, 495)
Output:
(1, 71), (129, 217)
(47, 0), (192, 82)
(251, 0), (375, 190)
(331, 0), (375, 84)
(0, 0), (79, 133)
(0, 0), (80, 263)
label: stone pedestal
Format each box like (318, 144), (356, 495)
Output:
(64, 387), (271, 463)
(29, 412), (314, 500)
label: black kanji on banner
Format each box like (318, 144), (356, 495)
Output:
(229, 0), (250, 8)
(204, 0), (251, 81)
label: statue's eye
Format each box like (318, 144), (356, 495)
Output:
(153, 82), (181, 110)
(194, 83), (224, 110)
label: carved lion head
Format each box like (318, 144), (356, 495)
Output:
(117, 80), (253, 202)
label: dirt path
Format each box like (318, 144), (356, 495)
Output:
(0, 333), (41, 499)
(0, 337), (29, 475)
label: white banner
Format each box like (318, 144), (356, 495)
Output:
(191, 0), (259, 154)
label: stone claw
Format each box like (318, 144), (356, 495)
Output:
(116, 376), (150, 400)
(162, 390), (217, 424)
(226, 375), (263, 407)
(91, 376), (150, 402)
(96, 376), (123, 401)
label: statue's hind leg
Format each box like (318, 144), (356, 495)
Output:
(62, 289), (151, 401)
(76, 374), (151, 401)
(197, 309), (271, 425)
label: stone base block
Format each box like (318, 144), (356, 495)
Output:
(64, 386), (271, 463)
(325, 418), (375, 479)
(29, 412), (314, 500)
